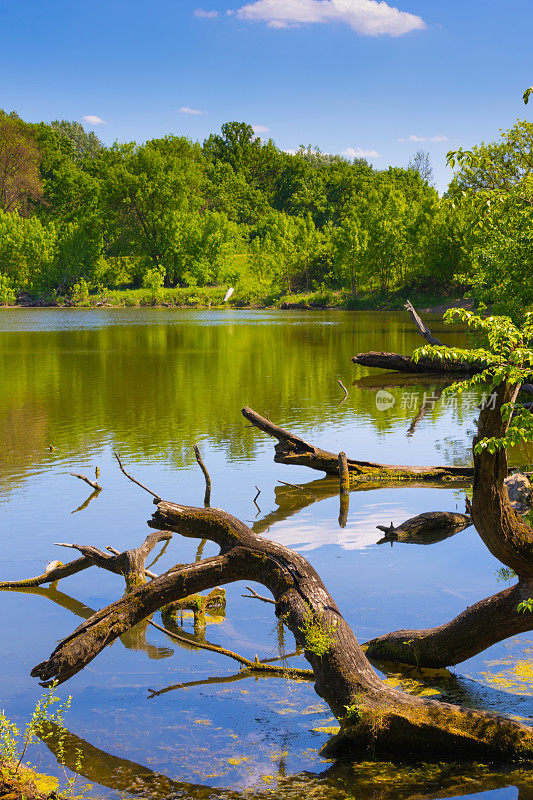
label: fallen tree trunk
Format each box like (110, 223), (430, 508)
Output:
(351, 351), (488, 374)
(364, 582), (533, 667)
(29, 498), (533, 760)
(242, 406), (474, 482)
(363, 380), (533, 668)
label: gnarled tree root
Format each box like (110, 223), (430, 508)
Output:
(29, 499), (533, 761)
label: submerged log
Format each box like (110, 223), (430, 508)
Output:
(242, 406), (474, 483)
(376, 511), (472, 545)
(28, 494), (533, 760)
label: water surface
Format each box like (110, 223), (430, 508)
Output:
(1, 308), (532, 800)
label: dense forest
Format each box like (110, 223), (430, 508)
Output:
(0, 109), (531, 313)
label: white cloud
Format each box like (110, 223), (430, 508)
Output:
(343, 146), (379, 158)
(194, 8), (219, 17)
(179, 106), (206, 115)
(252, 123), (270, 134)
(284, 148), (298, 155)
(83, 114), (106, 125)
(398, 133), (448, 143)
(235, 0), (425, 36)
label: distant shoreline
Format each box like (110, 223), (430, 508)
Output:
(1, 289), (472, 316)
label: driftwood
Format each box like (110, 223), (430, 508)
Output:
(70, 473), (102, 491)
(366, 381), (533, 668)
(25, 473), (533, 759)
(376, 511), (472, 545)
(404, 299), (443, 346)
(242, 407), (474, 483)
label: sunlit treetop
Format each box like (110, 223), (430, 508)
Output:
(413, 308), (533, 453)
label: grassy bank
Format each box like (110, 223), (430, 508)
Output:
(8, 286), (468, 313)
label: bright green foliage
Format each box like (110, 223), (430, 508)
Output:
(446, 120), (533, 314)
(0, 275), (15, 305)
(0, 109), (530, 307)
(413, 309), (533, 453)
(142, 266), (165, 291)
(299, 608), (336, 657)
(518, 598), (533, 613)
(0, 683), (72, 775)
(0, 210), (56, 293)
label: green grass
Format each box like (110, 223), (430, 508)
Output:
(11, 284), (464, 312)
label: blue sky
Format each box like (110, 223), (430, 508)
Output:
(1, 0), (531, 191)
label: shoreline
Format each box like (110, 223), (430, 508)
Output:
(0, 292), (473, 316)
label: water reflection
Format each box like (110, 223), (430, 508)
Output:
(38, 721), (533, 800)
(2, 309), (533, 800)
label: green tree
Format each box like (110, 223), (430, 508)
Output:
(332, 214), (368, 298)
(0, 114), (43, 213)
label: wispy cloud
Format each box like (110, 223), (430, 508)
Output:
(252, 123), (270, 134)
(343, 146), (379, 158)
(398, 133), (448, 143)
(179, 106), (207, 115)
(234, 0), (425, 36)
(194, 8), (219, 17)
(83, 114), (106, 125)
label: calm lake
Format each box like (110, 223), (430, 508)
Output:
(0, 308), (532, 800)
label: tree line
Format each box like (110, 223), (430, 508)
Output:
(0, 109), (530, 313)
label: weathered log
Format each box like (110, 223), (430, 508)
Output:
(29, 499), (533, 760)
(364, 582), (533, 668)
(351, 351), (488, 374)
(376, 511), (472, 545)
(404, 299), (443, 346)
(365, 381), (533, 668)
(242, 406), (474, 483)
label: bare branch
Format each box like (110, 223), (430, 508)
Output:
(404, 299), (443, 346)
(241, 585), (275, 604)
(113, 452), (161, 501)
(69, 473), (102, 491)
(337, 379), (349, 402)
(148, 620), (312, 678)
(194, 445), (212, 507)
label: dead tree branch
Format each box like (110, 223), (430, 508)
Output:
(69, 473), (102, 491)
(147, 619), (312, 679)
(194, 444), (212, 507)
(113, 452), (161, 501)
(28, 497), (533, 760)
(404, 300), (443, 346)
(242, 406), (474, 482)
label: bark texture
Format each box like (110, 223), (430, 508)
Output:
(29, 499), (533, 760)
(364, 582), (533, 667)
(242, 406), (474, 482)
(364, 381), (533, 668)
